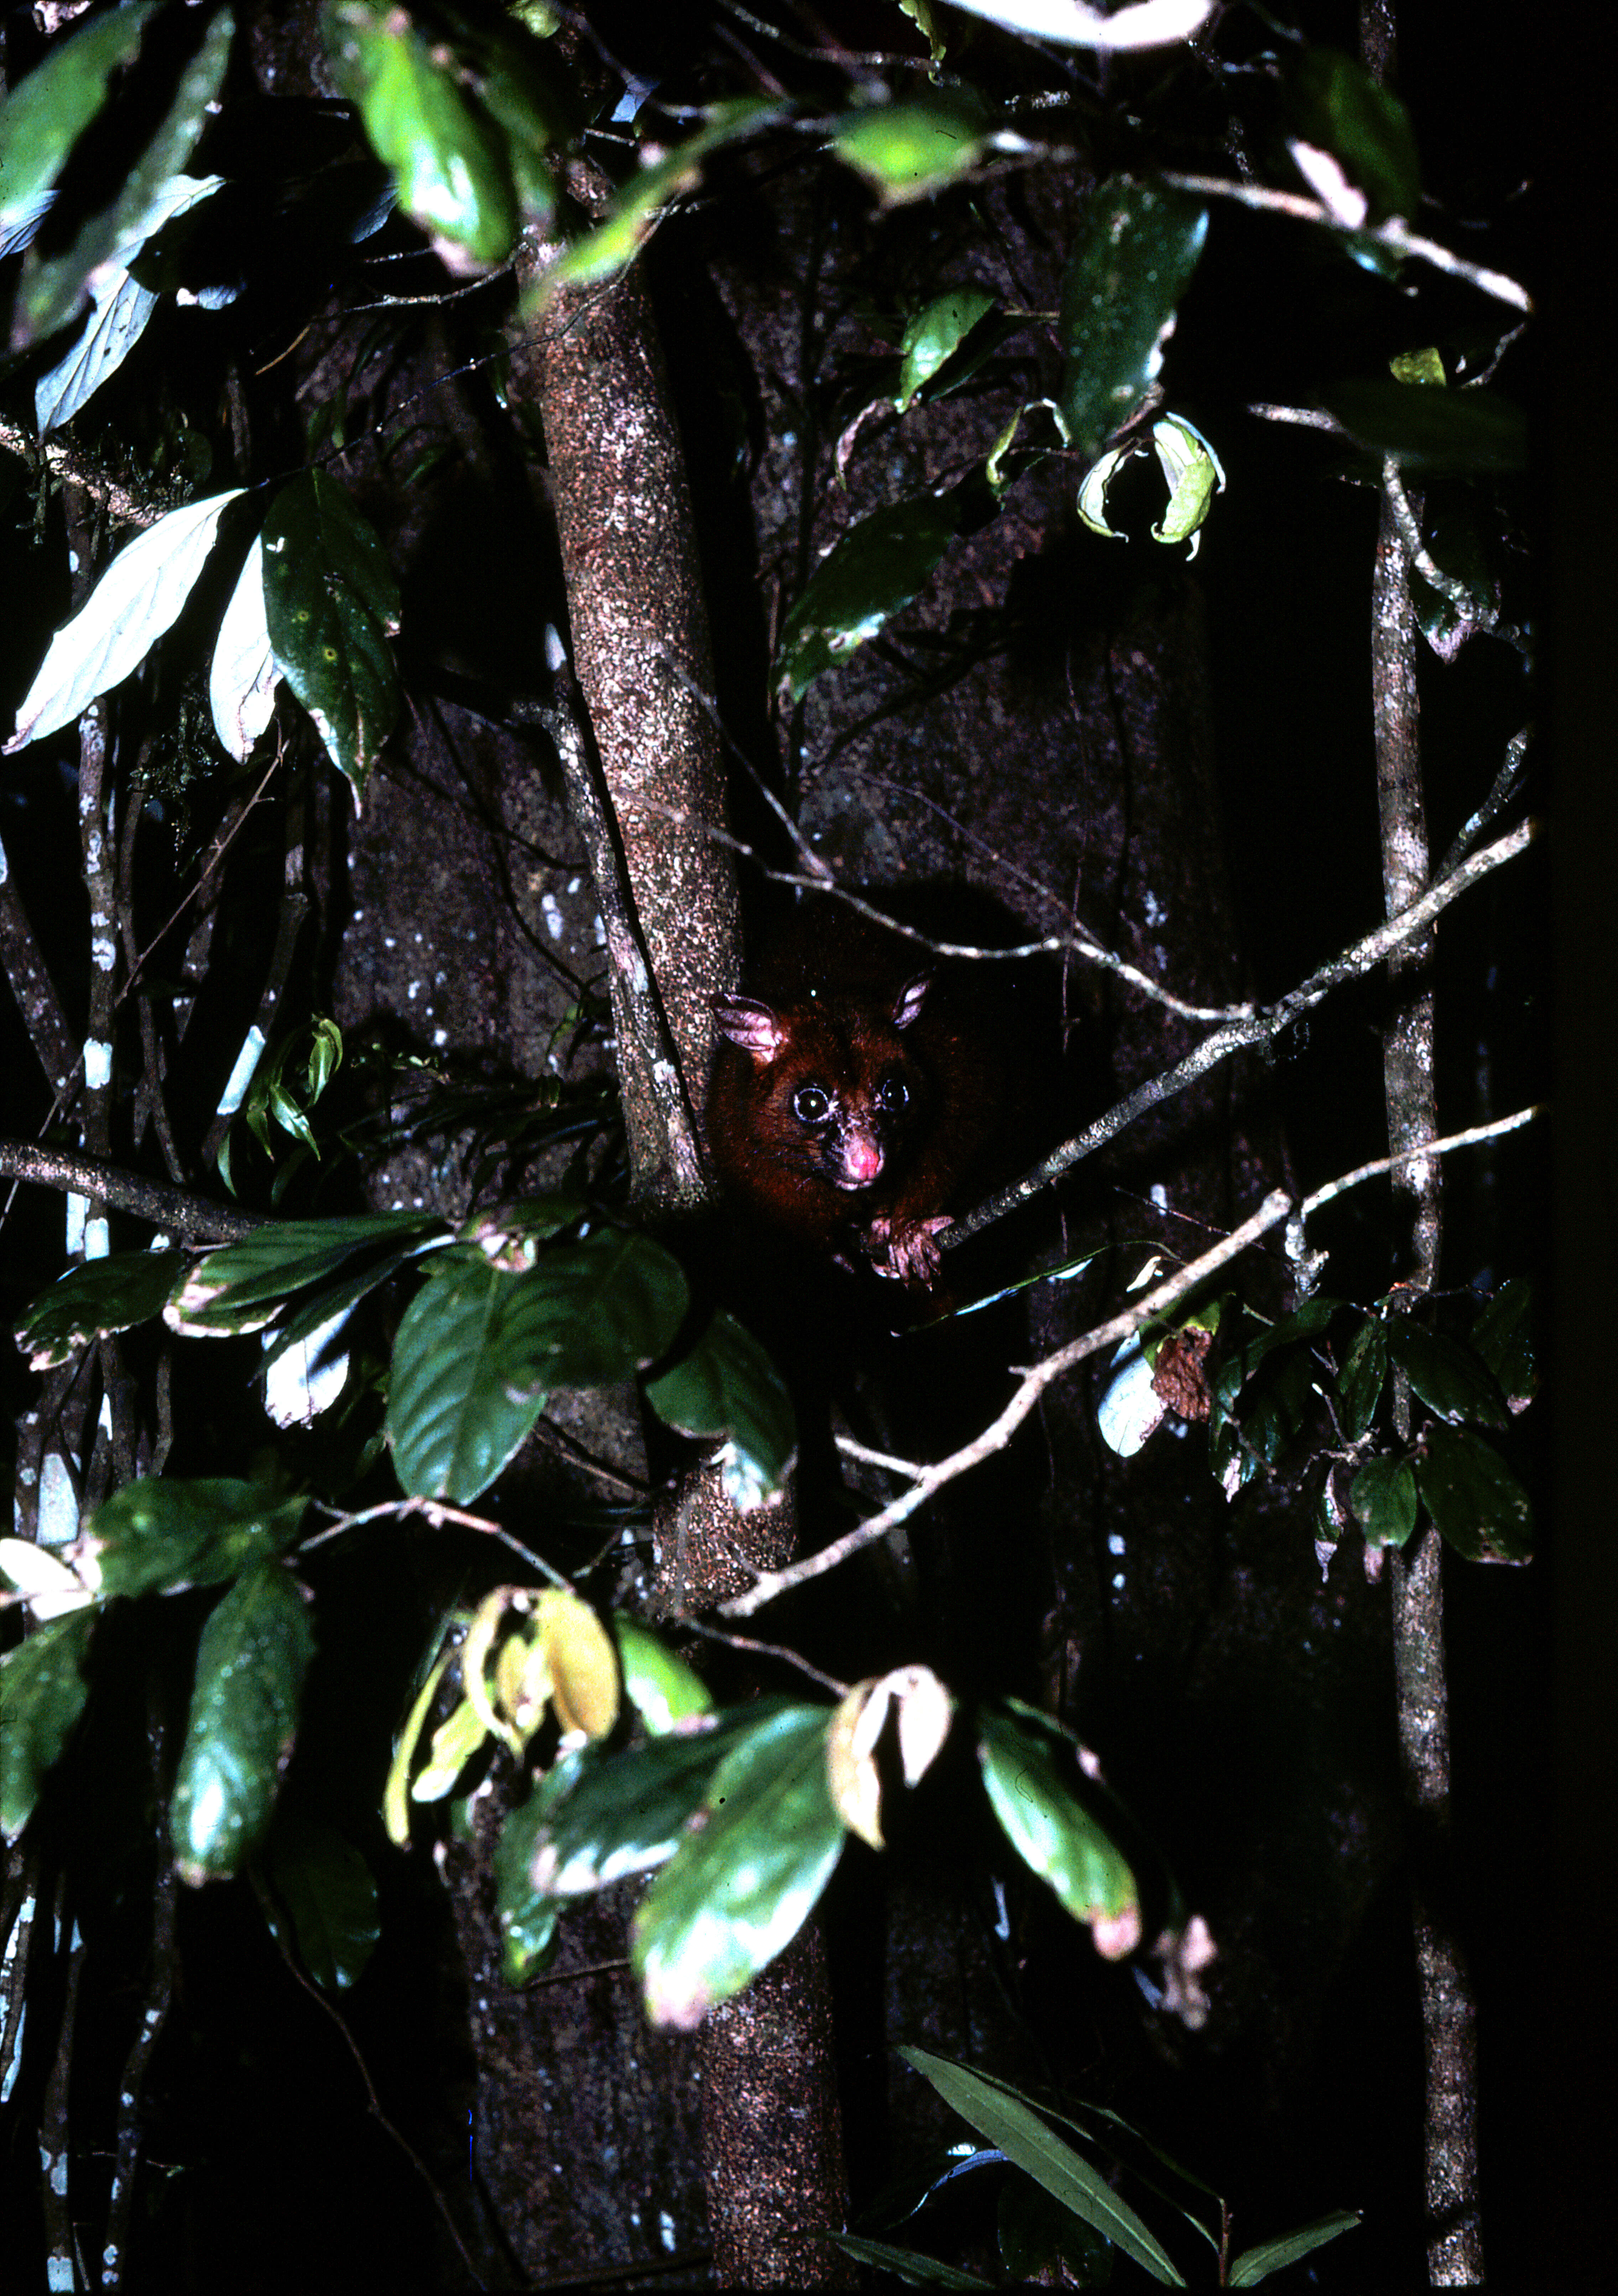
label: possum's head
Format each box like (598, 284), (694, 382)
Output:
(713, 973), (931, 1193)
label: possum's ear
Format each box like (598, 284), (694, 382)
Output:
(713, 994), (787, 1062)
(892, 974), (931, 1029)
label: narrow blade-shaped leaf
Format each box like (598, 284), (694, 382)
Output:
(171, 1560), (313, 1882)
(1228, 2207), (1361, 2285)
(0, 1), (160, 232)
(168, 1212), (443, 1333)
(776, 486), (970, 699)
(902, 2048), (1186, 2285)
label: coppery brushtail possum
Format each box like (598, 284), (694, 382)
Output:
(708, 906), (1000, 1291)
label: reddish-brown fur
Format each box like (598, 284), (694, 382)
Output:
(708, 907), (999, 1290)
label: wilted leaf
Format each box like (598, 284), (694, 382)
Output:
(83, 1478), (309, 1600)
(0, 1612), (94, 1841)
(170, 1560), (314, 1882)
(1056, 177), (1207, 460)
(632, 1703), (845, 2027)
(17, 1249), (187, 1369)
(5, 491), (245, 753)
(261, 469), (401, 803)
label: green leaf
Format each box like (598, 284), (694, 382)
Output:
(775, 484), (974, 699)
(828, 2234), (993, 2289)
(1228, 2208), (1361, 2285)
(644, 1308), (795, 1501)
(540, 99), (780, 294)
(528, 1701), (798, 1898)
(169, 1212), (444, 1334)
(1287, 47), (1420, 228)
(896, 288), (998, 407)
(1348, 1456), (1418, 1549)
(495, 1228), (690, 1390)
(0, 1612), (94, 1842)
(17, 1251), (188, 1369)
(170, 1561), (314, 1881)
(260, 1812), (380, 1990)
(18, 6), (236, 346)
(1468, 1278), (1535, 1409)
(0, 2), (161, 233)
(84, 1480), (310, 1600)
(1385, 1322), (1508, 1426)
(322, 0), (517, 262)
(1335, 1316), (1387, 1440)
(261, 470), (402, 804)
(613, 1615), (713, 1735)
(977, 1701), (1138, 1943)
(901, 2049), (1186, 2285)
(1056, 177), (1207, 461)
(1414, 1422), (1533, 1563)
(632, 1703), (845, 2028)
(1323, 381), (1526, 474)
(387, 1249), (547, 1503)
(833, 90), (987, 204)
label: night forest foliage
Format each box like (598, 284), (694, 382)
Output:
(0, 4), (1566, 2291)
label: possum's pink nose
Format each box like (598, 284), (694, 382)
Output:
(842, 1136), (883, 1184)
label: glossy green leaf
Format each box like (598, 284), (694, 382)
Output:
(495, 1228), (690, 1390)
(18, 6), (236, 346)
(1324, 381), (1526, 474)
(0, 1612), (93, 1842)
(902, 2049), (1186, 2285)
(260, 1812), (380, 1990)
(1056, 177), (1207, 460)
(387, 1249), (548, 1503)
(169, 1213), (444, 1333)
(613, 1615), (713, 1735)
(1385, 1322), (1508, 1426)
(632, 1703), (844, 2028)
(1348, 1456), (1418, 1549)
(833, 91), (987, 204)
(84, 1479), (310, 1601)
(1228, 2208), (1361, 2285)
(540, 99), (780, 294)
(775, 485), (971, 699)
(528, 1702), (794, 1899)
(17, 1251), (188, 1370)
(1414, 1422), (1533, 1564)
(1468, 1277), (1535, 1409)
(171, 1561), (314, 1881)
(322, 0), (517, 262)
(1335, 1316), (1387, 1440)
(644, 1308), (795, 1499)
(896, 288), (998, 406)
(978, 1700), (1138, 1941)
(261, 470), (402, 804)
(1287, 47), (1420, 228)
(0, 1), (160, 232)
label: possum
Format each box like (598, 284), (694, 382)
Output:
(708, 907), (1000, 1291)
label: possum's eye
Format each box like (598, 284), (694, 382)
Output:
(792, 1084), (830, 1124)
(875, 1071), (910, 1115)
